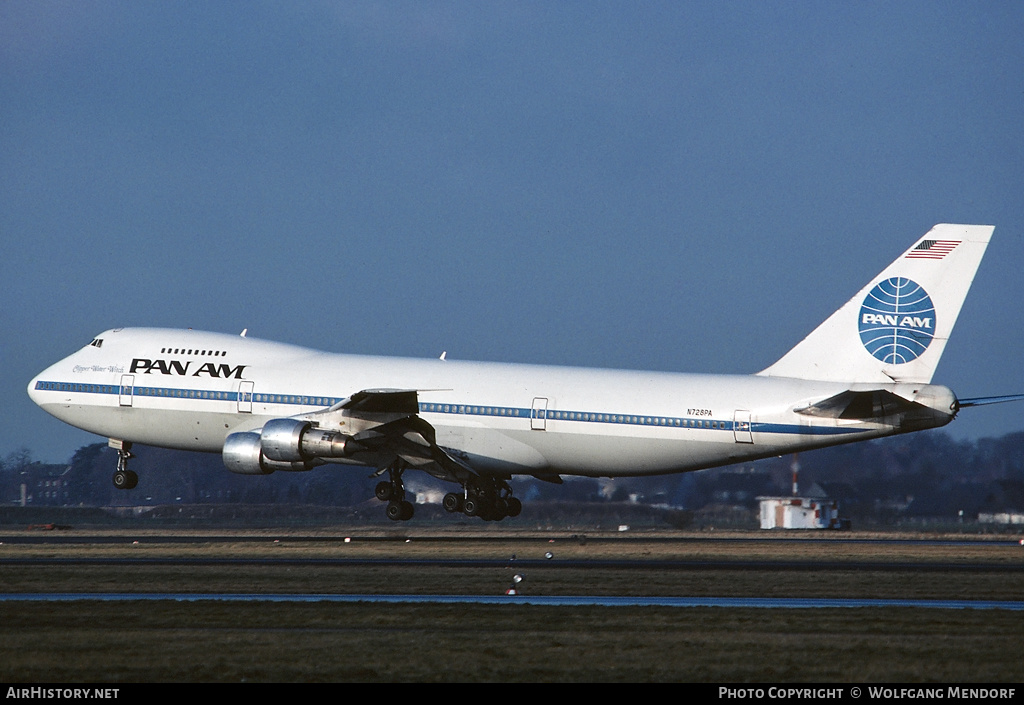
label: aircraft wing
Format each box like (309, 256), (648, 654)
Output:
(344, 413), (479, 484)
(332, 388), (420, 414)
(319, 389), (479, 484)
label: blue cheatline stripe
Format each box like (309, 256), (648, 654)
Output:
(417, 401), (865, 437)
(35, 380), (868, 438)
(34, 380), (343, 408)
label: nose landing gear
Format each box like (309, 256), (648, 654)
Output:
(111, 441), (138, 490)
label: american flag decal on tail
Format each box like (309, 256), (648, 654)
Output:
(906, 239), (960, 259)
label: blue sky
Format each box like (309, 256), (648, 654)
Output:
(2, 1), (1023, 463)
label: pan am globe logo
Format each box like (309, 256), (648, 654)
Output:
(858, 277), (936, 364)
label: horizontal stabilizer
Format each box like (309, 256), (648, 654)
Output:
(957, 394), (1024, 408)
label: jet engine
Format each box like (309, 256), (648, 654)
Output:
(222, 431), (313, 475)
(222, 418), (356, 475)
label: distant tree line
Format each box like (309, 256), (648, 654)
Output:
(4, 429), (1024, 523)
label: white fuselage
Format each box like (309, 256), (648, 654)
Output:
(27, 327), (950, 479)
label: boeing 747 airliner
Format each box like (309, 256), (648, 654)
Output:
(27, 224), (1020, 520)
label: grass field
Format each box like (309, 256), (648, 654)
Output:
(1, 528), (1022, 682)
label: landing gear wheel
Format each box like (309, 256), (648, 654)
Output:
(375, 481), (395, 501)
(112, 469), (138, 490)
(462, 496), (482, 517)
(506, 497), (522, 517)
(443, 492), (463, 513)
(386, 500), (414, 521)
(491, 497), (509, 521)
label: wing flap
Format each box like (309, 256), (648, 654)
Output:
(328, 401), (477, 483)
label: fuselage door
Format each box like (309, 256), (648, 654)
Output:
(733, 410), (753, 443)
(531, 397), (548, 431)
(238, 380), (254, 413)
(119, 374), (134, 407)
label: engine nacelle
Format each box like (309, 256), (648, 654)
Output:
(222, 416), (358, 475)
(299, 426), (355, 458)
(260, 417), (355, 462)
(222, 431), (319, 475)
(261, 418), (312, 462)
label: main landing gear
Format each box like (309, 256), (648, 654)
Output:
(374, 466), (415, 521)
(443, 476), (521, 522)
(372, 467), (522, 522)
(111, 442), (138, 490)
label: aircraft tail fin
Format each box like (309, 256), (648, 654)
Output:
(757, 224), (994, 384)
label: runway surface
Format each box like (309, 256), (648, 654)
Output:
(2, 556), (1022, 572)
(2, 592), (1023, 609)
(2, 533), (1022, 546)
(5, 532), (1022, 608)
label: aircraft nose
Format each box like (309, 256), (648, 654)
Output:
(27, 368), (51, 407)
(27, 358), (65, 408)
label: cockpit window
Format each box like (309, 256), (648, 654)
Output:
(89, 339), (103, 348)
